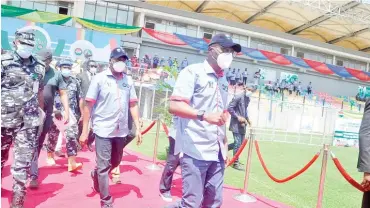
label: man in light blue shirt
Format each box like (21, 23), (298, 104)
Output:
(159, 116), (180, 202)
(79, 48), (142, 208)
(166, 33), (241, 208)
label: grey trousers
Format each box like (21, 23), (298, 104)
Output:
(93, 135), (125, 206)
(166, 153), (225, 208)
(159, 137), (180, 195)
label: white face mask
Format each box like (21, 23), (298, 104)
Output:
(112, 61), (126, 73)
(89, 67), (97, 74)
(61, 68), (71, 77)
(16, 44), (33, 59)
(245, 91), (252, 97)
(217, 53), (233, 69)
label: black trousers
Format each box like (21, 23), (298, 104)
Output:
(363, 191), (370, 208)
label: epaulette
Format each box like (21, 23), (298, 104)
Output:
(33, 56), (46, 78)
(1, 53), (14, 66)
(33, 56), (45, 67)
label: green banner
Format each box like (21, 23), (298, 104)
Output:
(75, 18), (141, 35)
(334, 130), (359, 140)
(1, 5), (34, 17)
(1, 5), (71, 25)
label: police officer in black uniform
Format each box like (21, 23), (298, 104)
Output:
(1, 29), (45, 208)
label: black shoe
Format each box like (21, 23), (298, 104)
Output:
(55, 150), (65, 158)
(29, 179), (39, 189)
(91, 170), (100, 193)
(232, 164), (245, 171)
(77, 143), (82, 151)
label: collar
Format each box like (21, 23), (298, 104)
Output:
(204, 60), (224, 78)
(14, 52), (37, 66)
(87, 70), (95, 76)
(105, 69), (125, 80)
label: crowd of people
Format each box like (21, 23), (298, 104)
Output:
(127, 54), (189, 71)
(2, 28), (369, 208)
(225, 67), (314, 97)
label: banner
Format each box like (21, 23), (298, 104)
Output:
(280, 72), (298, 84)
(333, 117), (362, 147)
(260, 68), (276, 82)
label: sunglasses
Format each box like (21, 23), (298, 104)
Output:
(89, 65), (97, 68)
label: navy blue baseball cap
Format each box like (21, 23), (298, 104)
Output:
(209, 33), (241, 53)
(110, 47), (128, 60)
(58, 59), (73, 67)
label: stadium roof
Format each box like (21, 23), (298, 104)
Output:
(147, 0), (370, 54)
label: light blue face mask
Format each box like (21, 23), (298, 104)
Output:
(61, 68), (72, 77)
(245, 91), (252, 97)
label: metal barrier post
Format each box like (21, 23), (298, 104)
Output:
(150, 89), (156, 120)
(316, 144), (329, 208)
(146, 118), (162, 171)
(138, 82), (143, 108)
(234, 128), (257, 203)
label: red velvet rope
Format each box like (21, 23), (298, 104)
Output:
(226, 139), (248, 167)
(254, 140), (321, 183)
(331, 156), (365, 192)
(162, 122), (169, 136)
(141, 120), (157, 135)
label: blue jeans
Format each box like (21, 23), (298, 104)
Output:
(166, 153), (225, 208)
(228, 133), (245, 164)
(93, 135), (125, 206)
(159, 137), (180, 195)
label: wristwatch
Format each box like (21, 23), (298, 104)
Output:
(197, 110), (205, 121)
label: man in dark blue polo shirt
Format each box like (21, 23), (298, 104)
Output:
(29, 49), (70, 189)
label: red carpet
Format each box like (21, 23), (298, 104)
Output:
(1, 149), (291, 208)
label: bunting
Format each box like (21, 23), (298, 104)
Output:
(346, 68), (370, 81)
(260, 50), (291, 65)
(75, 18), (141, 35)
(326, 64), (353, 78)
(2, 3), (368, 83)
(143, 28), (186, 45)
(144, 28), (369, 82)
(1, 5), (141, 34)
(304, 59), (334, 75)
(174, 33), (208, 51)
(1, 5), (71, 25)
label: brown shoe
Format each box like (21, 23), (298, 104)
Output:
(112, 176), (121, 184)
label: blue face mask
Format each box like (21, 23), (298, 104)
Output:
(61, 68), (71, 77)
(245, 91), (252, 97)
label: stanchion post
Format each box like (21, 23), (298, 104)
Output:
(316, 144), (329, 208)
(234, 128), (257, 203)
(146, 117), (162, 171)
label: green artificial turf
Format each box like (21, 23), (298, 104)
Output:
(127, 122), (362, 208)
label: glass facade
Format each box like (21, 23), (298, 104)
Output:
(7, 0), (72, 15)
(295, 49), (333, 64)
(336, 58), (367, 71)
(251, 39), (291, 55)
(83, 1), (134, 25)
(145, 17), (198, 37)
(5, 0), (73, 26)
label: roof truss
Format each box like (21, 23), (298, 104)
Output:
(287, 0), (362, 35)
(360, 46), (370, 52)
(195, 0), (210, 13)
(244, 1), (279, 24)
(328, 28), (370, 44)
